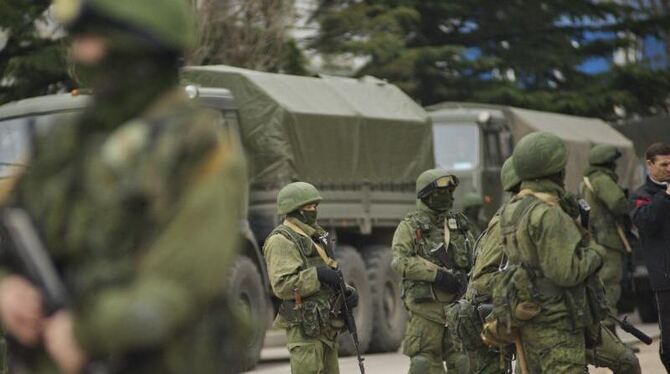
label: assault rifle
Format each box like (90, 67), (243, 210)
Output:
(318, 234), (365, 374)
(609, 313), (653, 345)
(0, 208), (68, 314)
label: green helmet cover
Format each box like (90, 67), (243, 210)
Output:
(415, 169), (459, 198)
(277, 182), (323, 215)
(462, 193), (484, 208)
(513, 132), (567, 180)
(589, 144), (621, 165)
(500, 156), (521, 192)
(55, 0), (195, 52)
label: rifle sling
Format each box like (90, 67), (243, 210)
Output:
(283, 220), (338, 269)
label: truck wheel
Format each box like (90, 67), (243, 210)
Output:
(363, 245), (407, 353)
(335, 245), (373, 356)
(637, 289), (659, 323)
(227, 256), (268, 370)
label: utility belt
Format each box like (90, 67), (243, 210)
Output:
(278, 295), (344, 338)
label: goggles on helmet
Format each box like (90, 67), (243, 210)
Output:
(418, 175), (459, 199)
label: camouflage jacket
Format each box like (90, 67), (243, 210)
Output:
(0, 88), (246, 373)
(466, 208), (504, 301)
(499, 179), (603, 326)
(263, 217), (343, 345)
(582, 166), (628, 251)
(391, 201), (474, 323)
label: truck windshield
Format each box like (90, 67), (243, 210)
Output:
(433, 123), (479, 171)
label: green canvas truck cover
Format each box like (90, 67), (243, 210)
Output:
(506, 107), (639, 190)
(182, 65), (433, 190)
(428, 102), (639, 191)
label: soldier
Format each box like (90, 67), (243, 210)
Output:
(464, 157), (521, 374)
(0, 0), (246, 372)
(391, 169), (472, 374)
(462, 192), (486, 237)
(263, 182), (357, 374)
(470, 157), (640, 374)
(581, 144), (629, 329)
(494, 132), (605, 372)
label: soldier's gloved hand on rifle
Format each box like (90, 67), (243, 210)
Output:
(316, 266), (340, 289)
(433, 269), (461, 293)
(345, 285), (359, 309)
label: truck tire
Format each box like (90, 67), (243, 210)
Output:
(637, 289), (659, 323)
(227, 256), (268, 370)
(363, 245), (407, 353)
(335, 245), (373, 356)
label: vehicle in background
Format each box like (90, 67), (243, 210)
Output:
(0, 66), (433, 368)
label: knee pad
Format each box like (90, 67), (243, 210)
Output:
(409, 355), (432, 374)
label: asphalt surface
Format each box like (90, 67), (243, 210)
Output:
(247, 315), (665, 373)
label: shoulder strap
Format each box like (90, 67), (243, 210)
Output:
(283, 220), (338, 269)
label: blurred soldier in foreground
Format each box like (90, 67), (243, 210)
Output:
(462, 192), (486, 237)
(486, 132), (605, 372)
(263, 182), (358, 374)
(630, 142), (670, 371)
(392, 169), (473, 374)
(0, 0), (246, 372)
(581, 144), (629, 330)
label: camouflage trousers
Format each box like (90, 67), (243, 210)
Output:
(519, 320), (586, 373)
(598, 246), (624, 322)
(402, 313), (469, 374)
(470, 322), (638, 374)
(286, 326), (339, 374)
(587, 325), (641, 374)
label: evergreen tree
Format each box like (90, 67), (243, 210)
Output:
(311, 0), (670, 118)
(0, 0), (71, 104)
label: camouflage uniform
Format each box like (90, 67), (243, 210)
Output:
(581, 144), (629, 321)
(498, 132), (603, 373)
(0, 0), (247, 372)
(471, 156), (639, 374)
(264, 182), (344, 374)
(464, 158), (520, 374)
(392, 169), (472, 374)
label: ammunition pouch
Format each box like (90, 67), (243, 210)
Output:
(278, 297), (343, 338)
(490, 265), (541, 333)
(403, 280), (435, 304)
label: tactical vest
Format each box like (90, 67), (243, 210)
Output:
(402, 210), (472, 305)
(495, 193), (597, 330)
(269, 225), (343, 338)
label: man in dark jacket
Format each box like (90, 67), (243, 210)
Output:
(630, 142), (670, 371)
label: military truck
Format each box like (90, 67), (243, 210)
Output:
(0, 65), (433, 368)
(427, 102), (640, 215)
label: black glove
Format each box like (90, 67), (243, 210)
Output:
(316, 266), (340, 289)
(434, 270), (461, 294)
(344, 286), (359, 309)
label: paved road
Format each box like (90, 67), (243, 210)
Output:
(247, 320), (665, 373)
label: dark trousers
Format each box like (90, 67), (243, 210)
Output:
(656, 290), (670, 372)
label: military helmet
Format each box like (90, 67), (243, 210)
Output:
(53, 0), (194, 53)
(513, 132), (567, 180)
(277, 182), (323, 215)
(416, 169), (459, 199)
(589, 144), (621, 165)
(462, 193), (484, 208)
(501, 156), (521, 192)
